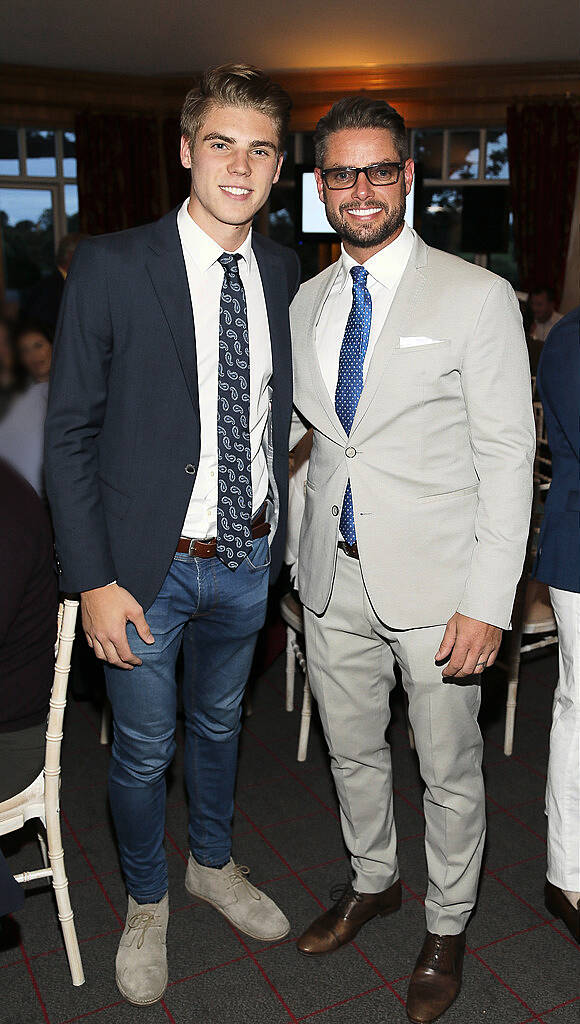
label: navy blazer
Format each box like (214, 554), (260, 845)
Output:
(532, 306), (580, 594)
(45, 207), (300, 612)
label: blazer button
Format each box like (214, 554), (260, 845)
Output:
(332, 505), (339, 516)
(185, 464), (196, 475)
(345, 446), (356, 458)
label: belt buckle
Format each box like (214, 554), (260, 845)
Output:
(188, 538), (198, 557)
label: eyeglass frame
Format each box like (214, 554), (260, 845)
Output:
(320, 160), (406, 190)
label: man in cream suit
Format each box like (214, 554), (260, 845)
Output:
(291, 97), (535, 1024)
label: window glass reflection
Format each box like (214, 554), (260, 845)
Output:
(26, 130), (56, 177)
(485, 130), (509, 180)
(413, 130), (443, 179)
(63, 132), (77, 178)
(0, 127), (19, 175)
(448, 131), (479, 180)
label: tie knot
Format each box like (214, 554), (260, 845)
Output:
(350, 265), (368, 290)
(219, 252), (242, 277)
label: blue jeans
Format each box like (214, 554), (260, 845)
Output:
(104, 534), (270, 903)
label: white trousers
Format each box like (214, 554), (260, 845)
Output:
(546, 587), (580, 891)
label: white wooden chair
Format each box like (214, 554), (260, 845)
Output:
(280, 593), (312, 762)
(0, 599), (85, 986)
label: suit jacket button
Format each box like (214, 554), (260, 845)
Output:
(345, 446), (356, 458)
(332, 505), (339, 516)
(185, 464), (196, 475)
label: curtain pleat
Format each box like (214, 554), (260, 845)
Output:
(507, 102), (580, 304)
(75, 112), (164, 235)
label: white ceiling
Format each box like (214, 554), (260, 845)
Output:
(3, 0), (579, 75)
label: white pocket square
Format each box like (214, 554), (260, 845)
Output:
(399, 336), (448, 348)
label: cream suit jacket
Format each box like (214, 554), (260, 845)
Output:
(291, 231), (536, 631)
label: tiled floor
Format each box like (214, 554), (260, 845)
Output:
(1, 642), (578, 1024)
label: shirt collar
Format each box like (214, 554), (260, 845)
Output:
(177, 197), (253, 273)
(337, 222), (414, 293)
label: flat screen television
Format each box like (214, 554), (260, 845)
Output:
(295, 165), (418, 243)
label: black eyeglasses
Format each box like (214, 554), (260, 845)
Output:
(321, 161), (405, 190)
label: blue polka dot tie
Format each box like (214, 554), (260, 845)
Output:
(335, 265), (372, 546)
(216, 253), (253, 570)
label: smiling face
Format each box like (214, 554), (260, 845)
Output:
(315, 127), (414, 263)
(180, 102), (283, 249)
(18, 330), (52, 382)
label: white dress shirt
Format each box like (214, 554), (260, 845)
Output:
(530, 310), (563, 342)
(177, 199), (272, 539)
(316, 223), (414, 397)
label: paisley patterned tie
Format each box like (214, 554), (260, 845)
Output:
(216, 252), (253, 570)
(334, 265), (372, 545)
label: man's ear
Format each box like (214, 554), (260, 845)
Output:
(404, 158), (414, 198)
(314, 167), (325, 203)
(180, 136), (192, 170)
(273, 152), (284, 185)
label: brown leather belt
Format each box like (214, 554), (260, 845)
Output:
(337, 539), (359, 560)
(176, 504), (270, 558)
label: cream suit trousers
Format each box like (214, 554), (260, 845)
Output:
(546, 587), (580, 892)
(304, 549), (486, 936)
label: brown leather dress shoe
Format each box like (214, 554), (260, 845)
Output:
(545, 881), (580, 942)
(406, 931), (466, 1023)
(297, 880), (401, 955)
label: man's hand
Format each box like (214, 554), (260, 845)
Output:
(436, 612), (502, 679)
(81, 583), (154, 670)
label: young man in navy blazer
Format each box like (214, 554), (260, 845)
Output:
(45, 64), (300, 1005)
(532, 306), (580, 943)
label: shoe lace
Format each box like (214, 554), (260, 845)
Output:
(127, 910), (156, 949)
(329, 880), (358, 911)
(228, 864), (260, 901)
(421, 934), (448, 971)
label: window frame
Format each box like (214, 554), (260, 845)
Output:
(0, 126), (78, 246)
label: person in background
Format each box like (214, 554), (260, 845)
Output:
(0, 318), (25, 420)
(0, 457), (58, 802)
(0, 458), (58, 931)
(529, 286), (563, 343)
(0, 323), (52, 497)
(532, 306), (580, 944)
(24, 233), (86, 336)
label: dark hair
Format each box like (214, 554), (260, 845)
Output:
(314, 96), (409, 167)
(16, 321), (54, 347)
(56, 233), (86, 272)
(180, 63), (292, 150)
(530, 285), (555, 302)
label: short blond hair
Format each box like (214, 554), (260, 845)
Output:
(180, 63), (292, 151)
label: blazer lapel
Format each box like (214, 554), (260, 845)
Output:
(351, 233), (428, 434)
(253, 236), (290, 391)
(306, 261), (348, 441)
(145, 208), (199, 414)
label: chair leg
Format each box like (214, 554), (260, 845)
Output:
(47, 829), (85, 985)
(285, 626), (296, 712)
(297, 673), (312, 762)
(37, 828), (49, 869)
(45, 766), (85, 985)
(100, 699), (112, 745)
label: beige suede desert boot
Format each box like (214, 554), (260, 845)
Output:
(185, 855), (290, 940)
(115, 893), (169, 1005)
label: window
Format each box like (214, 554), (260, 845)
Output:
(412, 127), (516, 286)
(0, 127), (79, 305)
